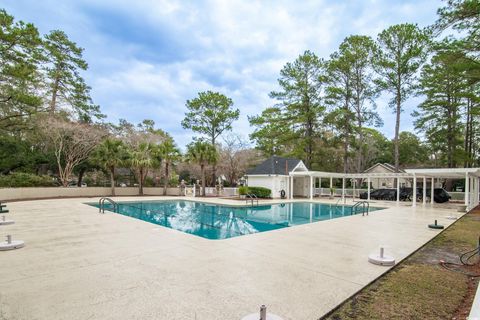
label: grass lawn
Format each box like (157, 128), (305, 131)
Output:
(322, 207), (480, 320)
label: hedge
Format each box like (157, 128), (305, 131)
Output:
(0, 172), (57, 188)
(246, 186), (271, 199)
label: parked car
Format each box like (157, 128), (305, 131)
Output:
(429, 188), (451, 203)
(361, 187), (451, 203)
(360, 189), (396, 201)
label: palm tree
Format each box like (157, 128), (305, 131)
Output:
(128, 142), (159, 195)
(186, 140), (218, 197)
(91, 138), (127, 196)
(158, 139), (181, 196)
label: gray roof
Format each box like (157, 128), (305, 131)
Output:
(247, 156), (301, 175)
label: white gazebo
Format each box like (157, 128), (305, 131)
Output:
(289, 167), (480, 210)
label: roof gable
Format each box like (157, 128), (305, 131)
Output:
(364, 163), (405, 173)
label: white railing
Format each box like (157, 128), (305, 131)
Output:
(195, 187), (239, 197)
(313, 188), (471, 202)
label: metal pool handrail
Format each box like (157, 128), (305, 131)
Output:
(246, 193), (259, 206)
(351, 201), (369, 216)
(99, 197), (118, 213)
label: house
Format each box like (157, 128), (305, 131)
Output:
(246, 156), (308, 198)
(363, 163), (411, 189)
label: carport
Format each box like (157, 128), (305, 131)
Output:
(289, 168), (480, 210)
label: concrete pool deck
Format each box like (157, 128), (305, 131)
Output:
(0, 197), (464, 320)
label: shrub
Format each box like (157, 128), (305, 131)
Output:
(247, 186), (271, 198)
(0, 172), (57, 187)
(239, 186), (249, 195)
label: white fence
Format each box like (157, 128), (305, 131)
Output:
(200, 187), (239, 197)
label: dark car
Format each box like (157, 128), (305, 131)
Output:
(360, 188), (396, 201)
(362, 187), (451, 203)
(429, 188), (451, 203)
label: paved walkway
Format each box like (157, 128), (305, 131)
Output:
(0, 197), (462, 320)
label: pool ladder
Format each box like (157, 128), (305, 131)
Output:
(246, 193), (259, 206)
(99, 197), (118, 213)
(351, 201), (369, 216)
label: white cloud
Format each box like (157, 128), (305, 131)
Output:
(4, 0), (440, 146)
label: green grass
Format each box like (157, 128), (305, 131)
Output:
(323, 209), (480, 320)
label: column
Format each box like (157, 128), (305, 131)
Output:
(422, 177), (426, 205)
(465, 173), (469, 208)
(431, 177), (435, 205)
(352, 179), (356, 201)
(396, 177), (400, 204)
(330, 177), (333, 198)
(309, 175), (313, 200)
(367, 177), (371, 201)
(412, 175), (417, 207)
(342, 178), (345, 203)
(290, 176), (294, 199)
(319, 177), (322, 197)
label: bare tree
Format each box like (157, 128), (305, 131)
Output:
(217, 134), (258, 186)
(40, 117), (106, 186)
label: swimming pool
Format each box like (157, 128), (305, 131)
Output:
(90, 201), (384, 240)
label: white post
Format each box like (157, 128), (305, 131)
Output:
(431, 177), (435, 204)
(465, 173), (470, 209)
(412, 174), (417, 207)
(352, 179), (356, 201)
(396, 177), (400, 204)
(291, 176), (295, 199)
(309, 175), (313, 200)
(367, 177), (371, 201)
(473, 177), (477, 207)
(422, 177), (426, 206)
(342, 178), (345, 203)
(318, 177), (321, 197)
(474, 177), (478, 206)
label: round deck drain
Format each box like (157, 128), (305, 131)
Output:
(368, 247), (395, 266)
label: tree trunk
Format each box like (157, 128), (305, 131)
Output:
(394, 88), (401, 173)
(49, 76), (59, 114)
(139, 168), (144, 196)
(110, 166), (115, 196)
(201, 164), (206, 197)
(163, 162), (169, 196)
(211, 136), (216, 187)
(343, 138), (348, 174)
(77, 167), (86, 187)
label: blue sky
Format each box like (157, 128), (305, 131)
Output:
(5, 0), (441, 147)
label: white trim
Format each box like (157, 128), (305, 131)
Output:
(290, 160), (308, 173)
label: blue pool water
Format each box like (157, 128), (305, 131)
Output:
(90, 201), (384, 240)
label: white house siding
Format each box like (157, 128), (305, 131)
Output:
(365, 165), (411, 189)
(247, 175), (289, 198)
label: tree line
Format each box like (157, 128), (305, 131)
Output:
(0, 8), (247, 195)
(0, 1), (478, 195)
(250, 0), (479, 172)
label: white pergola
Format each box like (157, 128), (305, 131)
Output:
(289, 167), (480, 210)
